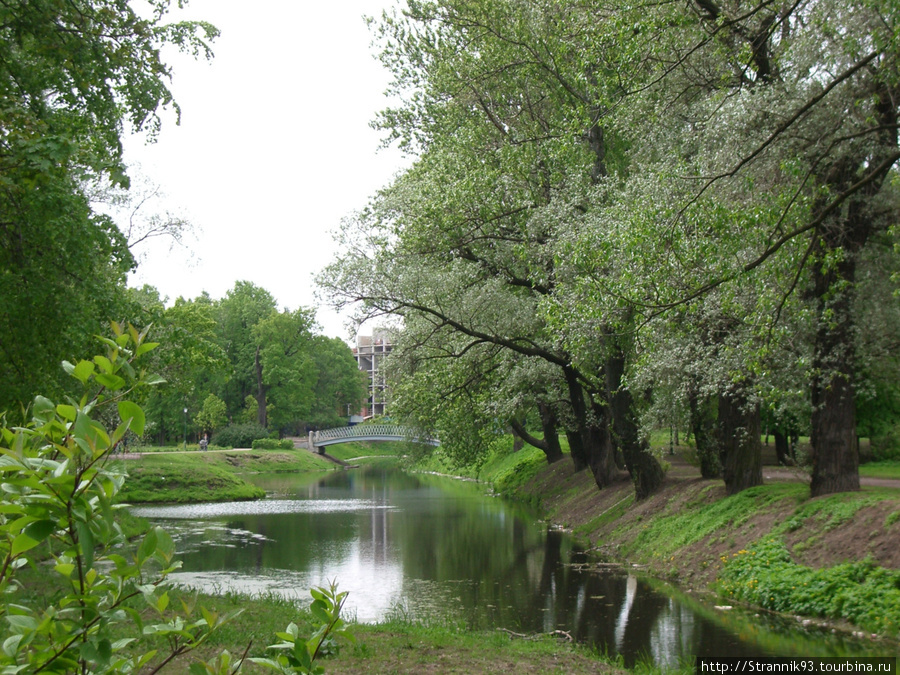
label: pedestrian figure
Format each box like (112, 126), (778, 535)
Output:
(199, 434), (209, 452)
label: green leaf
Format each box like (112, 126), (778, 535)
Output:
(135, 342), (160, 357)
(10, 533), (40, 557)
(6, 615), (38, 631)
(117, 400), (145, 435)
(55, 562), (75, 578)
(154, 527), (175, 558)
(200, 606), (218, 629)
(98, 639), (112, 663)
(23, 519), (56, 543)
(73, 359), (96, 384)
(137, 527), (158, 563)
(93, 355), (114, 374)
(73, 410), (93, 440)
(76, 521), (95, 571)
(96, 373), (127, 391)
(33, 396), (55, 423)
(309, 600), (330, 624)
(2, 634), (24, 657)
(56, 404), (77, 421)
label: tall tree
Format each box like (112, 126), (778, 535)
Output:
(584, 0), (900, 495)
(252, 308), (317, 430)
(307, 336), (368, 429)
(320, 0), (680, 497)
(216, 281), (277, 421)
(126, 287), (227, 444)
(0, 0), (218, 413)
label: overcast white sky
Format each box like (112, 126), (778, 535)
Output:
(121, 0), (408, 340)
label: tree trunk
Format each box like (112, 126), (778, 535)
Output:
(508, 403), (564, 465)
(537, 402), (564, 463)
(717, 386), (762, 495)
(562, 366), (590, 472)
(255, 345), (267, 428)
(606, 350), (664, 500)
(810, 250), (860, 495)
(562, 366), (616, 487)
(807, 84), (896, 492)
(586, 401), (618, 490)
(688, 388), (721, 478)
(773, 429), (792, 466)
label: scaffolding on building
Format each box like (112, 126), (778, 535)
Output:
(351, 330), (393, 418)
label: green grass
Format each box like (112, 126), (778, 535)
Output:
(11, 564), (622, 674)
(859, 461), (900, 480)
(575, 494), (635, 537)
(620, 483), (807, 560)
(114, 449), (334, 503)
(771, 488), (900, 534)
(325, 440), (410, 462)
(193, 592), (625, 673)
(478, 444), (549, 494)
(128, 443), (228, 453)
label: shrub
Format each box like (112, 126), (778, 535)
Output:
(0, 324), (353, 673)
(0, 323), (238, 672)
(252, 437), (295, 450)
(870, 426), (900, 462)
(720, 537), (900, 637)
(212, 422), (269, 449)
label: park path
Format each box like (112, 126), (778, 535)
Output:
(665, 452), (900, 489)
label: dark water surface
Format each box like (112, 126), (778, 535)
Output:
(131, 467), (878, 667)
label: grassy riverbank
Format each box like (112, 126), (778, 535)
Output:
(399, 438), (900, 642)
(169, 588), (626, 675)
(108, 438), (900, 667)
(499, 448), (900, 643)
(115, 448), (335, 503)
(12, 562), (626, 675)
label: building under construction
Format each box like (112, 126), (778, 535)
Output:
(352, 330), (393, 418)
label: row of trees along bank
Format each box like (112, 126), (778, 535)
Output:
(318, 0), (900, 499)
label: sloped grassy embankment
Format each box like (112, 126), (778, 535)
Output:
(471, 444), (900, 642)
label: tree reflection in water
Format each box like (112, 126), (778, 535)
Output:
(132, 467), (877, 667)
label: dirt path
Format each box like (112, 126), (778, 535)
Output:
(663, 451), (900, 488)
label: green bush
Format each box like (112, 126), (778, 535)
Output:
(720, 537), (900, 637)
(252, 437), (295, 450)
(211, 422), (269, 449)
(869, 426), (900, 461)
(0, 324), (238, 672)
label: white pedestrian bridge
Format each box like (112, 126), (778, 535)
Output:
(309, 425), (439, 452)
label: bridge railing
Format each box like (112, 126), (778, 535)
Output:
(310, 425), (438, 449)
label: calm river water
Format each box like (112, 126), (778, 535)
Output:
(131, 466), (878, 667)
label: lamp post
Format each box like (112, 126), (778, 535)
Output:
(183, 407), (188, 450)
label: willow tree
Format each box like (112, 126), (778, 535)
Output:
(569, 0), (900, 495)
(320, 0), (670, 497)
(386, 314), (568, 467)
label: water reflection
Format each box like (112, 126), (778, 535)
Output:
(131, 467), (881, 666)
